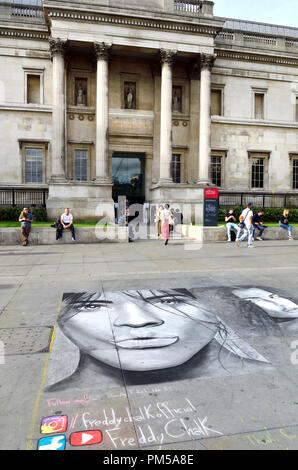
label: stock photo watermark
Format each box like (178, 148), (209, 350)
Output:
(94, 196), (206, 251)
(290, 340), (298, 365)
(0, 341), (5, 365)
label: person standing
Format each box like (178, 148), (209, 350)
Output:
(160, 204), (171, 245)
(225, 208), (240, 242)
(155, 205), (164, 238)
(279, 209), (293, 240)
(252, 209), (265, 241)
(19, 207), (33, 246)
(236, 202), (254, 248)
(59, 208), (76, 241)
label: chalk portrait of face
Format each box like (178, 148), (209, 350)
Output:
(45, 288), (278, 392)
(233, 288), (298, 321)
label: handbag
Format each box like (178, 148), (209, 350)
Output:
(239, 210), (250, 230)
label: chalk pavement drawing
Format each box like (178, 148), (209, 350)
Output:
(37, 435), (66, 451)
(35, 286), (298, 449)
(43, 286), (298, 392)
(40, 415), (68, 434)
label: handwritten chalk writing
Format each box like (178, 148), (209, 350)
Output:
(104, 415), (221, 449)
(105, 428), (137, 449)
(280, 428), (297, 440)
(0, 341), (5, 365)
(290, 340), (298, 365)
(46, 386), (181, 408)
(80, 399), (199, 430)
(165, 417), (222, 439)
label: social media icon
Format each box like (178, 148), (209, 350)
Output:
(37, 435), (66, 450)
(70, 430), (103, 446)
(40, 415), (68, 434)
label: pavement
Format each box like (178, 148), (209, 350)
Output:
(1, 236), (298, 451)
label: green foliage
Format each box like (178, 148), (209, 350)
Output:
(219, 206), (298, 223)
(0, 206), (47, 222)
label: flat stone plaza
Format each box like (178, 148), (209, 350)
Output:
(1, 237), (298, 451)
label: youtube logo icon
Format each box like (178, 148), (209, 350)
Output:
(70, 430), (103, 447)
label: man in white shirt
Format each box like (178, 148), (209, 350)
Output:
(60, 208), (75, 241)
(236, 202), (254, 248)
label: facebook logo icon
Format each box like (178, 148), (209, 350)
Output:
(37, 435), (66, 450)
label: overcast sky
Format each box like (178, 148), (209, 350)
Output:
(213, 0), (298, 28)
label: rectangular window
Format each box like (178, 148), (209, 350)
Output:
(74, 150), (88, 181)
(293, 159), (298, 189)
(254, 93), (264, 119)
(25, 148), (43, 183)
(211, 155), (222, 187)
(27, 75), (40, 104)
(211, 89), (222, 116)
(171, 154), (181, 183)
(295, 97), (298, 122)
(252, 158), (264, 188)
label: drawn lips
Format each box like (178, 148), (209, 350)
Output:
(115, 337), (178, 349)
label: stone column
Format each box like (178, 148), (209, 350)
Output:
(159, 49), (176, 184)
(49, 38), (67, 182)
(198, 53), (215, 185)
(94, 42), (111, 183)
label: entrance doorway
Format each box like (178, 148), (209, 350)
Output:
(112, 152), (145, 204)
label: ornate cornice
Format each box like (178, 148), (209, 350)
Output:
(94, 42), (111, 61)
(49, 37), (67, 58)
(0, 28), (49, 41)
(46, 9), (221, 37)
(215, 49), (298, 67)
(160, 49), (177, 66)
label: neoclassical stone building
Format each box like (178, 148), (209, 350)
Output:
(0, 0), (298, 220)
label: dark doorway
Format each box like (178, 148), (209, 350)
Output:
(112, 152), (145, 204)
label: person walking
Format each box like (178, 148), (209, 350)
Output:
(279, 209), (293, 240)
(19, 207), (33, 246)
(160, 204), (171, 245)
(236, 202), (254, 248)
(59, 208), (76, 241)
(252, 209), (265, 241)
(225, 208), (240, 242)
(155, 205), (164, 238)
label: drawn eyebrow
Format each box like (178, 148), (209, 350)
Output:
(71, 300), (114, 307)
(144, 294), (190, 301)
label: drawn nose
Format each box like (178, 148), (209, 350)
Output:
(113, 303), (163, 328)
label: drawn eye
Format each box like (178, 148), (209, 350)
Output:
(159, 298), (184, 305)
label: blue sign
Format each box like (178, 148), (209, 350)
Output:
(37, 434), (66, 450)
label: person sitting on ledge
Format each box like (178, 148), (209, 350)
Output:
(58, 208), (76, 241)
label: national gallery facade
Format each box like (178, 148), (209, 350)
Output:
(0, 0), (298, 220)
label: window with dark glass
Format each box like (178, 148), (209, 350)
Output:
(74, 150), (87, 181)
(171, 154), (181, 183)
(293, 159), (298, 189)
(252, 158), (264, 188)
(211, 155), (222, 187)
(25, 148), (43, 183)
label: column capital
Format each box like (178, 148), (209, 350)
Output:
(160, 49), (177, 67)
(49, 37), (67, 59)
(200, 53), (216, 71)
(94, 42), (111, 61)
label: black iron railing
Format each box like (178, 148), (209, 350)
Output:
(0, 187), (48, 207)
(219, 192), (298, 209)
